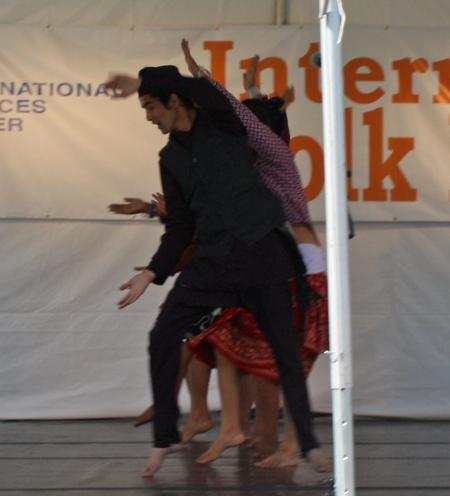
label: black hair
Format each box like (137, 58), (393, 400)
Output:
(242, 96), (287, 137)
(138, 65), (195, 109)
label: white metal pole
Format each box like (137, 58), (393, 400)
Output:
(275, 0), (285, 25)
(318, 1), (355, 495)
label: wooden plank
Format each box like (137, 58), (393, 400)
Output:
(354, 443), (450, 458)
(0, 442), (152, 459)
(5, 417), (450, 444)
(1, 417), (449, 495)
(0, 417), (332, 442)
(356, 492), (450, 496)
(0, 457), (331, 490)
(352, 419), (450, 443)
(0, 491), (331, 496)
(0, 419), (153, 444)
(2, 455), (449, 491)
(2, 440), (449, 460)
(2, 492), (450, 496)
(355, 458), (450, 487)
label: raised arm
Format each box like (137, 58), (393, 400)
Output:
(180, 42), (293, 162)
(242, 55), (263, 100)
(212, 79), (294, 166)
(181, 38), (213, 82)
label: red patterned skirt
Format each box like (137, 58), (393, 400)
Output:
(186, 273), (329, 380)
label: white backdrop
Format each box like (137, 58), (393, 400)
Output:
(3, 219), (450, 419)
(2, 9), (450, 419)
(1, 25), (450, 221)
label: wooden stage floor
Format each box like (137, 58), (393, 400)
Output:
(1, 414), (449, 496)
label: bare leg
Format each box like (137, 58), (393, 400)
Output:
(256, 395), (333, 472)
(196, 349), (246, 464)
(255, 395), (299, 468)
(142, 346), (196, 476)
(238, 373), (255, 440)
(134, 405), (154, 427)
(181, 357), (214, 443)
(252, 377), (279, 457)
(134, 344), (194, 427)
(142, 443), (183, 477)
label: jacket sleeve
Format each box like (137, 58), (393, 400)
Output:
(146, 163), (196, 284)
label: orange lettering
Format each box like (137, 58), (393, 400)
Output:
(363, 108), (416, 202)
(432, 59), (450, 103)
(239, 57), (287, 100)
(345, 57), (385, 104)
(290, 136), (324, 201)
(203, 41), (234, 87)
(392, 58), (428, 103)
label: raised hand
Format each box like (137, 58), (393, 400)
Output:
(281, 85), (295, 111)
(243, 55), (260, 93)
(105, 74), (140, 99)
(109, 198), (149, 215)
(181, 38), (200, 77)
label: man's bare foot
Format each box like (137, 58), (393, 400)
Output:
(196, 431), (246, 464)
(181, 417), (214, 443)
(142, 443), (183, 477)
(134, 405), (154, 427)
(254, 446), (299, 468)
(306, 448), (334, 473)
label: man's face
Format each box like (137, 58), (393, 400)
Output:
(139, 95), (177, 134)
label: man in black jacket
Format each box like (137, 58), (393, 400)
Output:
(115, 65), (330, 477)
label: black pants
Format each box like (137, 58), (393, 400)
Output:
(149, 279), (319, 454)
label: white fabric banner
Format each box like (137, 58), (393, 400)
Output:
(0, 218), (218, 419)
(2, 25), (450, 421)
(1, 25), (450, 221)
(2, 219), (450, 420)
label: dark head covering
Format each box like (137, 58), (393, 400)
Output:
(138, 65), (195, 99)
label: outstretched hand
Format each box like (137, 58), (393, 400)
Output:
(105, 74), (141, 99)
(243, 55), (260, 93)
(109, 198), (149, 215)
(150, 192), (167, 218)
(118, 271), (154, 309)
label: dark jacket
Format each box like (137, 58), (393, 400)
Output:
(159, 109), (286, 258)
(147, 108), (287, 284)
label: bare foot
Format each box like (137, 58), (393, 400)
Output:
(181, 417), (214, 443)
(255, 446), (299, 468)
(253, 440), (278, 458)
(246, 433), (260, 448)
(142, 443), (183, 477)
(196, 431), (246, 464)
(134, 405), (154, 427)
(306, 448), (334, 473)
(242, 428), (253, 442)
